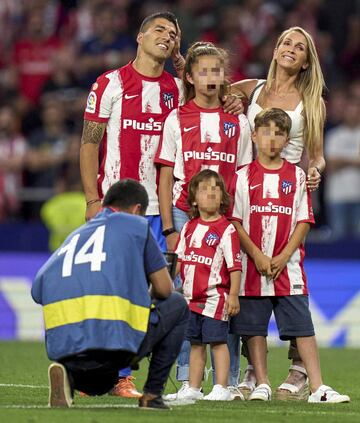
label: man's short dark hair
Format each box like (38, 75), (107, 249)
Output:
(139, 11), (178, 34)
(254, 108), (292, 135)
(103, 179), (149, 215)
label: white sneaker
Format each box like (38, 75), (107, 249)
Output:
(228, 385), (245, 400)
(204, 384), (234, 401)
(178, 386), (204, 400)
(248, 384), (272, 401)
(164, 382), (204, 402)
(163, 381), (189, 401)
(48, 363), (73, 408)
(308, 385), (350, 403)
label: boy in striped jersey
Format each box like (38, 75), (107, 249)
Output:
(230, 108), (350, 403)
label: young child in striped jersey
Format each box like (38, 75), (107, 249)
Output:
(174, 169), (241, 401)
(229, 107), (350, 403)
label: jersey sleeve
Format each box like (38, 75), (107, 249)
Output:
(31, 269), (44, 304)
(84, 71), (120, 123)
(221, 223), (242, 272)
(175, 221), (188, 262)
(225, 172), (237, 219)
(236, 114), (253, 168)
(144, 227), (167, 274)
(297, 169), (315, 224)
(230, 172), (244, 223)
(155, 109), (179, 167)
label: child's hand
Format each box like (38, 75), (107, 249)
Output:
(270, 252), (290, 280)
(254, 252), (272, 277)
(226, 294), (240, 316)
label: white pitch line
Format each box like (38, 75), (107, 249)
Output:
(0, 404), (355, 415)
(1, 404), (139, 409)
(0, 383), (47, 389)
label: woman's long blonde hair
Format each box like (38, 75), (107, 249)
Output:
(182, 41), (230, 103)
(266, 26), (326, 155)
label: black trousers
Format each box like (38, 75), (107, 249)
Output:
(60, 292), (189, 396)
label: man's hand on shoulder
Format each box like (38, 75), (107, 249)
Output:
(222, 94), (245, 115)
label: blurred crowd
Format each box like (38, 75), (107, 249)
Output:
(0, 0), (359, 241)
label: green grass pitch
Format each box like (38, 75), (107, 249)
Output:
(0, 342), (358, 423)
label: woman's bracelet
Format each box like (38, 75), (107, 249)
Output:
(86, 198), (101, 206)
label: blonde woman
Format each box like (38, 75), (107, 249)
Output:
(230, 26), (326, 401)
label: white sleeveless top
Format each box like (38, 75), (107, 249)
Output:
(247, 79), (305, 164)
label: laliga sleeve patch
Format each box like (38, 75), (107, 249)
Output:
(85, 91), (97, 113)
(235, 252), (242, 263)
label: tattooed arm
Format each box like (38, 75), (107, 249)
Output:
(80, 120), (106, 221)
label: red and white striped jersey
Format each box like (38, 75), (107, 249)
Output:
(84, 62), (183, 215)
(175, 216), (242, 321)
(230, 159), (314, 296)
(155, 100), (252, 212)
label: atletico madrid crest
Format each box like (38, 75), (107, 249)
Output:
(205, 232), (220, 246)
(223, 122), (236, 137)
(163, 92), (174, 109)
(281, 180), (293, 195)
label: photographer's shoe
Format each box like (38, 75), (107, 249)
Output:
(139, 393), (170, 409)
(48, 363), (73, 408)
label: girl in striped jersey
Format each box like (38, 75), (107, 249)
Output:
(174, 170), (241, 401)
(156, 41), (252, 252)
(157, 42), (252, 399)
